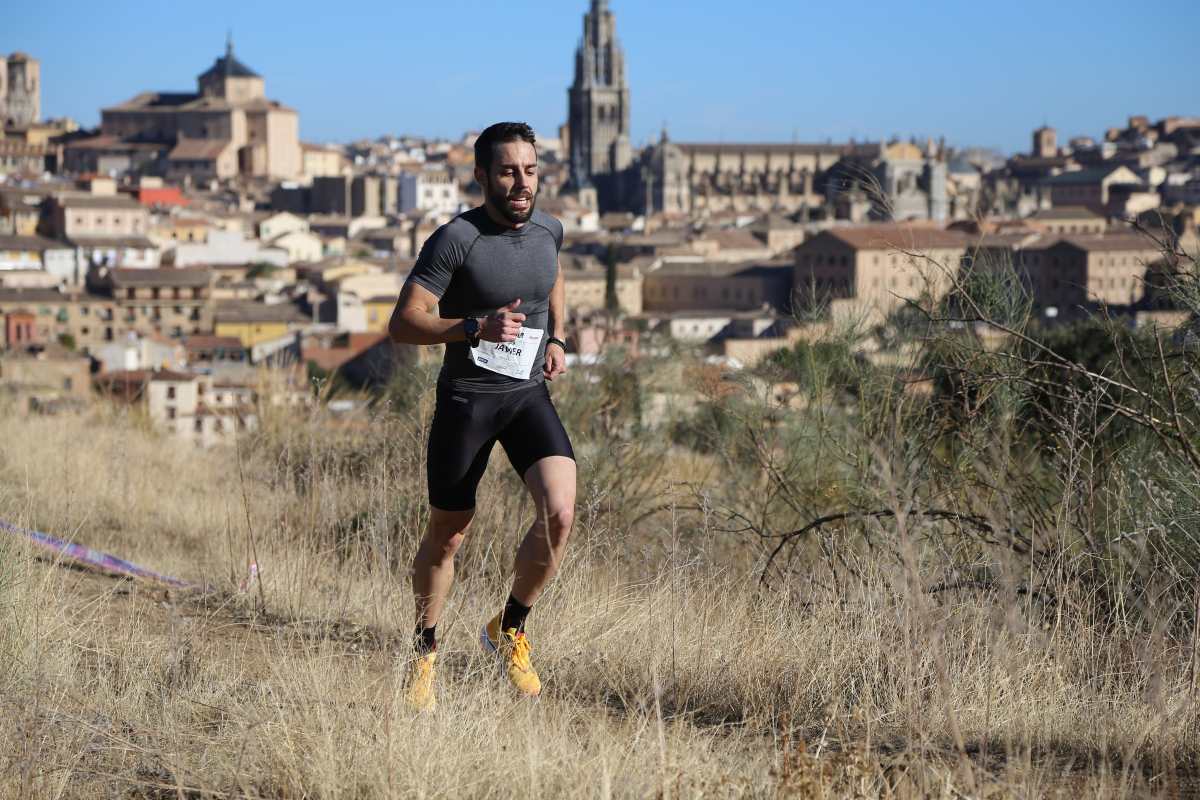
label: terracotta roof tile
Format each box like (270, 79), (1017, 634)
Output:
(813, 225), (971, 251)
(58, 195), (142, 210)
(149, 369), (196, 382)
(109, 268), (212, 288)
(1029, 206), (1103, 220)
(1053, 234), (1166, 253)
(168, 139), (233, 161)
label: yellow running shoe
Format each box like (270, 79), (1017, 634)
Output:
(403, 651), (437, 711)
(481, 614), (541, 696)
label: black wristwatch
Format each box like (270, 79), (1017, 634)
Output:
(463, 317), (481, 347)
(547, 336), (567, 353)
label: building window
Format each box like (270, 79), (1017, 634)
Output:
(194, 419), (203, 433)
(166, 407), (176, 420)
(166, 386), (176, 400)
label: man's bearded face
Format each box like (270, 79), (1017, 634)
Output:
(482, 140), (538, 225)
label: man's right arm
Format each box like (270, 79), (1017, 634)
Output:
(388, 282), (469, 345)
(388, 283), (526, 345)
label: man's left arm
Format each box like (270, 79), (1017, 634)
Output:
(544, 257), (568, 380)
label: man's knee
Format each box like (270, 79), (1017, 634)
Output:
(423, 509), (474, 560)
(537, 501), (575, 545)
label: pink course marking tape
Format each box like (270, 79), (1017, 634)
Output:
(0, 519), (199, 589)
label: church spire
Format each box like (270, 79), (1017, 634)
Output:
(567, 0), (631, 188)
(224, 31), (234, 76)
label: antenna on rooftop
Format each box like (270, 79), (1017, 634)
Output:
(226, 29), (234, 58)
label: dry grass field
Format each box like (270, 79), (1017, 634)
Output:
(2, 381), (1200, 800)
(3, 308), (1200, 798)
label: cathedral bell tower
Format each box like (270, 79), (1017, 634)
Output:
(567, 0), (632, 188)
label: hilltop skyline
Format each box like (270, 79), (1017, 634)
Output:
(5, 0), (1199, 154)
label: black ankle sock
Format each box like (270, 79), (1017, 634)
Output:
(500, 594), (531, 633)
(414, 624), (437, 654)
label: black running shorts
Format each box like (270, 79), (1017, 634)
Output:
(426, 381), (575, 511)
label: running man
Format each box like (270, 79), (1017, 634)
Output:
(387, 122), (575, 709)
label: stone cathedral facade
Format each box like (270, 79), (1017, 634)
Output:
(563, 2), (949, 221)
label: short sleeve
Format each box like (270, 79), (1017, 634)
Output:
(405, 224), (469, 299)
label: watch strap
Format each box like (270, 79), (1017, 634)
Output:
(546, 336), (567, 352)
(464, 317), (481, 347)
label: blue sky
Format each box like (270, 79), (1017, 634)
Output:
(7, 0), (1198, 155)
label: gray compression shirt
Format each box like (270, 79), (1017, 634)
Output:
(404, 206), (563, 393)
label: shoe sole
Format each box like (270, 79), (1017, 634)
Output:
(480, 625), (499, 655)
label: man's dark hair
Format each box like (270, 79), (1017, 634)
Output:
(474, 122), (537, 172)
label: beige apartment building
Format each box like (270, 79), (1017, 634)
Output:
(1028, 234), (1170, 309)
(0, 343), (92, 413)
(151, 371), (257, 446)
(257, 211), (308, 242)
(0, 287), (118, 353)
(55, 194), (148, 239)
(1027, 206), (1106, 235)
(0, 187), (43, 235)
(302, 142), (347, 180)
(96, 369), (257, 448)
(214, 300), (309, 347)
(104, 267), (214, 339)
(1041, 165), (1141, 214)
(153, 216), (210, 245)
(53, 194), (159, 268)
(560, 253), (643, 316)
(0, 139), (48, 177)
(750, 213), (808, 256)
(643, 260), (795, 314)
(1, 270), (211, 352)
(794, 225), (970, 322)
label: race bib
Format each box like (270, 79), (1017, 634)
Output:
(469, 327), (544, 380)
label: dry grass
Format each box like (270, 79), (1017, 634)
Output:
(1, 394), (1198, 799)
